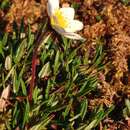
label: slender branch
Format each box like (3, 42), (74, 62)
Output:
(28, 21), (49, 101)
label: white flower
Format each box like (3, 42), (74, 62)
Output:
(47, 0), (85, 40)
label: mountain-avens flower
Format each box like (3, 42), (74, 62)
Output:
(47, 0), (85, 40)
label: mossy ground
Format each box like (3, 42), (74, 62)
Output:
(0, 0), (130, 130)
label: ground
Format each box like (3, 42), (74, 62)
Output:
(0, 0), (130, 130)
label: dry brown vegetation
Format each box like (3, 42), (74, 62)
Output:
(0, 0), (130, 129)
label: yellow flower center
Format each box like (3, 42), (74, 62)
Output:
(51, 9), (68, 29)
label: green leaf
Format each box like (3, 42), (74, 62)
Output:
(22, 100), (30, 128)
(123, 99), (130, 119)
(63, 99), (73, 119)
(69, 113), (81, 122)
(33, 86), (42, 104)
(27, 25), (35, 49)
(2, 33), (8, 46)
(72, 2), (80, 10)
(45, 79), (54, 99)
(0, 0), (10, 9)
(96, 15), (102, 21)
(0, 33), (7, 57)
(4, 65), (15, 82)
(20, 79), (27, 96)
(76, 76), (97, 97)
(0, 42), (4, 57)
(30, 115), (54, 130)
(12, 102), (19, 127)
(13, 69), (20, 93)
(14, 39), (27, 63)
(84, 119), (98, 130)
(125, 99), (130, 113)
(80, 99), (88, 120)
(54, 50), (60, 75)
(121, 0), (130, 5)
(38, 62), (51, 78)
(20, 18), (24, 34)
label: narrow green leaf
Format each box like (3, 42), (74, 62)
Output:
(4, 65), (15, 82)
(45, 79), (54, 99)
(2, 33), (8, 46)
(69, 113), (81, 122)
(14, 39), (27, 63)
(0, 42), (4, 57)
(125, 99), (130, 113)
(54, 50), (60, 75)
(22, 100), (30, 128)
(0, 0), (9, 9)
(13, 69), (20, 93)
(30, 115), (54, 130)
(38, 62), (51, 78)
(84, 119), (98, 130)
(20, 79), (27, 96)
(80, 99), (88, 120)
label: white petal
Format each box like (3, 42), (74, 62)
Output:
(65, 20), (83, 33)
(62, 32), (85, 41)
(52, 23), (85, 41)
(60, 7), (75, 20)
(47, 0), (59, 16)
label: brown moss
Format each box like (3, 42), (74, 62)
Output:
(0, 0), (46, 32)
(81, 1), (130, 128)
(82, 0), (130, 88)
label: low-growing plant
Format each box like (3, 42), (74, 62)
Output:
(0, 21), (114, 130)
